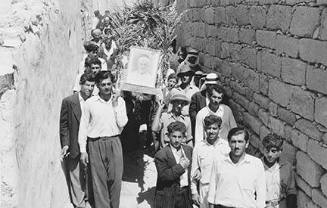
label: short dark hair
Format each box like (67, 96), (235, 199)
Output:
(208, 85), (225, 97)
(167, 121), (186, 136)
(84, 41), (99, 53)
(262, 133), (284, 150)
(204, 115), (222, 129)
(167, 73), (177, 81)
(95, 71), (115, 84)
(89, 57), (101, 67)
(84, 54), (97, 68)
(80, 72), (95, 85)
(227, 127), (249, 142)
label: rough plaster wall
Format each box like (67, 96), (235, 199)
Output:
(92, 0), (137, 12)
(0, 0), (92, 207)
(176, 0), (327, 207)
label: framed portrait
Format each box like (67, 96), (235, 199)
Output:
(120, 47), (162, 95)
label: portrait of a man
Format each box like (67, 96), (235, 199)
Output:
(125, 47), (161, 88)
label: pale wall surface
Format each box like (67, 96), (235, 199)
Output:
(176, 0), (327, 207)
(0, 0), (92, 207)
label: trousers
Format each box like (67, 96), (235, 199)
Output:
(64, 156), (87, 208)
(88, 136), (123, 208)
(199, 183), (209, 208)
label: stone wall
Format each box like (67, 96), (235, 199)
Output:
(0, 0), (93, 207)
(176, 0), (327, 207)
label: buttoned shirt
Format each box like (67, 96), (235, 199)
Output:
(263, 160), (296, 207)
(78, 93), (85, 111)
(171, 145), (189, 187)
(195, 104), (237, 145)
(159, 112), (192, 145)
(191, 139), (230, 195)
(208, 154), (266, 208)
(78, 95), (128, 153)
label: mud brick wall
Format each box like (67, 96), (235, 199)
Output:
(176, 0), (327, 207)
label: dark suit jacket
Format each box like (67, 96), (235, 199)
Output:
(59, 93), (82, 159)
(189, 90), (207, 137)
(154, 145), (193, 208)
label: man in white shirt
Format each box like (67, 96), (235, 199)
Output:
(79, 71), (128, 208)
(195, 85), (236, 145)
(262, 133), (296, 208)
(191, 115), (230, 208)
(60, 73), (95, 208)
(208, 127), (266, 208)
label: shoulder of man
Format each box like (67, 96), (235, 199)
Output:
(84, 95), (98, 104)
(246, 154), (264, 166)
(155, 146), (170, 159)
(182, 144), (193, 153)
(63, 93), (78, 103)
(197, 106), (209, 116)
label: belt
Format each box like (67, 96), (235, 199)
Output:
(215, 205), (235, 208)
(87, 135), (119, 141)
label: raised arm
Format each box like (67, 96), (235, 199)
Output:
(113, 97), (128, 128)
(151, 104), (164, 133)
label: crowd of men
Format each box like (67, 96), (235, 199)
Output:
(59, 9), (297, 208)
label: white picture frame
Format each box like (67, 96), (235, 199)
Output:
(120, 46), (162, 95)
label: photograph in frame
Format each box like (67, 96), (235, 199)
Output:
(125, 47), (161, 87)
(120, 46), (162, 95)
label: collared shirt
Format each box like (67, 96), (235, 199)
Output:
(170, 145), (189, 187)
(78, 93), (86, 111)
(78, 95), (128, 152)
(159, 112), (192, 146)
(208, 154), (266, 208)
(195, 104), (236, 145)
(263, 159), (296, 205)
(191, 139), (230, 195)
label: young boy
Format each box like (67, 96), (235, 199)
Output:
(152, 93), (193, 148)
(262, 133), (296, 208)
(162, 73), (178, 106)
(154, 121), (193, 208)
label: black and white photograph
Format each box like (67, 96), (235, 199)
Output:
(1, 0), (327, 208)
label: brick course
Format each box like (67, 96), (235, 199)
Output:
(176, 0), (327, 205)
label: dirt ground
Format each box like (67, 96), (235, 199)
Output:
(120, 149), (157, 208)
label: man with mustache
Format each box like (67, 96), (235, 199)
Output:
(262, 134), (296, 208)
(195, 85), (236, 145)
(191, 115), (230, 208)
(78, 71), (128, 208)
(60, 73), (95, 208)
(208, 127), (266, 208)
(152, 92), (193, 148)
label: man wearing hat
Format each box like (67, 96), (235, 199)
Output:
(189, 73), (226, 138)
(172, 64), (199, 116)
(152, 92), (193, 148)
